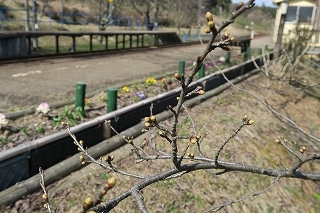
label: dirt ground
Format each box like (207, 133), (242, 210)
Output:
(0, 35), (274, 112)
(3, 59), (320, 212)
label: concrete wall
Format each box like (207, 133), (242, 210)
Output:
(0, 34), (27, 58)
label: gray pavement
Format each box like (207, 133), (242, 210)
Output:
(0, 35), (274, 112)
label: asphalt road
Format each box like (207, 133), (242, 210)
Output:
(0, 35), (274, 112)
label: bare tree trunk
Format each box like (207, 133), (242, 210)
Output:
(25, 0), (30, 31)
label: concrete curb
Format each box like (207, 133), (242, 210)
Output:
(0, 68), (259, 207)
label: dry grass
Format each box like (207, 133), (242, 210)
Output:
(4, 60), (320, 213)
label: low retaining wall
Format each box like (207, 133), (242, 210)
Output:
(0, 52), (274, 206)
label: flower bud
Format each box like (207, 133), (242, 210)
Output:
(150, 115), (156, 122)
(248, 120), (254, 125)
(174, 73), (181, 80)
(208, 21), (215, 28)
(42, 194), (48, 202)
(204, 27), (211, 34)
(107, 177), (116, 188)
(222, 31), (230, 40)
(83, 197), (94, 210)
(198, 90), (205, 95)
(189, 136), (198, 144)
(205, 12), (213, 21)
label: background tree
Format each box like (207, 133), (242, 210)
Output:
(168, 0), (197, 35)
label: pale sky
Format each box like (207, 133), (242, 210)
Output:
(232, 0), (276, 8)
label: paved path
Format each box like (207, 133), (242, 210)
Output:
(0, 35), (274, 112)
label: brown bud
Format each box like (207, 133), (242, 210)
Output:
(204, 27), (211, 34)
(158, 130), (165, 137)
(83, 197), (94, 210)
(42, 194), (48, 202)
(150, 115), (156, 122)
(222, 31), (230, 40)
(174, 73), (181, 80)
(145, 122), (151, 127)
(235, 2), (244, 11)
(207, 21), (215, 28)
(198, 90), (205, 95)
(107, 177), (116, 188)
(144, 117), (151, 123)
(189, 136), (198, 144)
(205, 12), (213, 21)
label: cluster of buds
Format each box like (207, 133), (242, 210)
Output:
(195, 86), (205, 95)
(77, 139), (84, 152)
(80, 154), (86, 165)
(104, 154), (115, 163)
(189, 135), (201, 144)
(144, 115), (157, 127)
(187, 152), (195, 159)
(243, 115), (254, 125)
(185, 86), (205, 98)
(275, 136), (288, 144)
(122, 135), (134, 144)
(300, 146), (306, 154)
(219, 31), (234, 51)
(204, 12), (216, 34)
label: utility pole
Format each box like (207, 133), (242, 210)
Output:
(275, 0), (289, 52)
(25, 0), (30, 31)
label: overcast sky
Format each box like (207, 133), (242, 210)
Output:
(232, 0), (276, 8)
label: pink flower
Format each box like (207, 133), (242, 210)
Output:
(36, 102), (50, 114)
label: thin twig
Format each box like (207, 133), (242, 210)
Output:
(204, 176), (282, 212)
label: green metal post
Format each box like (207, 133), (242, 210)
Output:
(75, 82), (86, 111)
(243, 52), (248, 62)
(226, 51), (231, 64)
(198, 64), (205, 78)
(246, 46), (251, 59)
(107, 88), (118, 113)
(179, 60), (185, 75)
